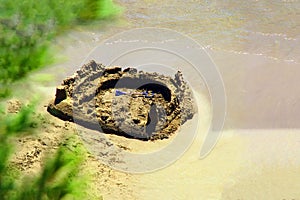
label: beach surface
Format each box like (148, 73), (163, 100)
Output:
(7, 74), (300, 199)
(7, 0), (300, 199)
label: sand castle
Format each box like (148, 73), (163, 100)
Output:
(47, 60), (195, 140)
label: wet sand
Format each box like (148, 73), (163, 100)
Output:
(122, 85), (300, 200)
(110, 50), (295, 198)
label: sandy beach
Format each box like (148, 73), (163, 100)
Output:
(8, 100), (300, 200)
(7, 70), (300, 199)
(4, 0), (300, 199)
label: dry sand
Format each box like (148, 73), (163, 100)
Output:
(6, 98), (133, 199)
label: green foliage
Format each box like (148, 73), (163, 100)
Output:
(0, 0), (122, 96)
(0, 103), (90, 200)
(3, 104), (37, 135)
(15, 138), (88, 200)
(0, 103), (37, 199)
(0, 1), (121, 197)
(79, 0), (122, 20)
(0, 0), (54, 83)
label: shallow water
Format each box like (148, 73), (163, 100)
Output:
(120, 0), (300, 62)
(117, 0), (300, 128)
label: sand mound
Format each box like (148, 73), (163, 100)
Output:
(47, 60), (195, 140)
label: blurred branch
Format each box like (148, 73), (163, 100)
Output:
(0, 103), (90, 199)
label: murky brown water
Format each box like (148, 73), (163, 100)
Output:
(117, 0), (300, 129)
(120, 0), (300, 62)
